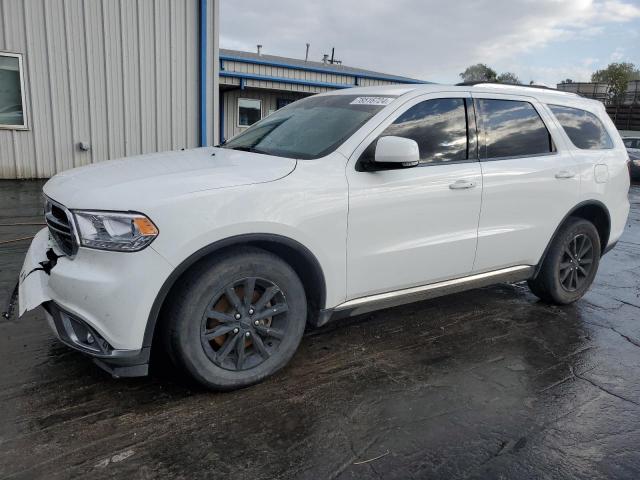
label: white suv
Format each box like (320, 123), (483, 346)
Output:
(19, 83), (630, 390)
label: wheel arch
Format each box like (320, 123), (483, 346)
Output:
(143, 234), (327, 348)
(534, 199), (611, 277)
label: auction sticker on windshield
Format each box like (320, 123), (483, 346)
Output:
(349, 97), (394, 106)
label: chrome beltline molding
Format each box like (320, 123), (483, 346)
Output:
(334, 265), (534, 316)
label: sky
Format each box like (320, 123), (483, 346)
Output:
(220, 0), (640, 86)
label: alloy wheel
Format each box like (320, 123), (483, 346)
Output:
(200, 277), (289, 371)
(559, 233), (594, 292)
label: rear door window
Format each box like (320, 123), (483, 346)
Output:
(548, 105), (613, 150)
(475, 99), (554, 159)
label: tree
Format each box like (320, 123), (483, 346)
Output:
(496, 72), (521, 85)
(591, 62), (640, 103)
(459, 64), (497, 82)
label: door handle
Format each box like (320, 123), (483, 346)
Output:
(449, 179), (476, 190)
(555, 170), (575, 179)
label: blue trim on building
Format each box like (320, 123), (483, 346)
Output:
(220, 53), (429, 85)
(219, 91), (225, 144)
(220, 71), (353, 90)
(198, 0), (207, 147)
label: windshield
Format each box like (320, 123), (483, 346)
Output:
(221, 94), (395, 159)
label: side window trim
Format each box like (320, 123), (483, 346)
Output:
(472, 96), (557, 162)
(465, 98), (479, 161)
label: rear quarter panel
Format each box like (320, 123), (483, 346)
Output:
(568, 101), (630, 247)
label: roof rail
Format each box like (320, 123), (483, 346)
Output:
(455, 81), (580, 96)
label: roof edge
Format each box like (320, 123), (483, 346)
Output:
(220, 51), (429, 85)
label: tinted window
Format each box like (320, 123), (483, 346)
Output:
(381, 98), (468, 164)
(549, 105), (613, 150)
(476, 99), (553, 159)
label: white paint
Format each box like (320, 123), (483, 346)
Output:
(594, 164), (609, 183)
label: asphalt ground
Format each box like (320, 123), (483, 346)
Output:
(1, 180), (639, 479)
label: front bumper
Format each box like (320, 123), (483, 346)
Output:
(19, 228), (175, 375)
(42, 301), (151, 377)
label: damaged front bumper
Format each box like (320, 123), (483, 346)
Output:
(18, 228), (174, 378)
(42, 301), (150, 377)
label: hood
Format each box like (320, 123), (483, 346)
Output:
(43, 147), (297, 210)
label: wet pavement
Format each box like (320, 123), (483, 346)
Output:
(1, 180), (640, 479)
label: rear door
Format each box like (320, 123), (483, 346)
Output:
(471, 93), (580, 272)
(345, 93), (482, 299)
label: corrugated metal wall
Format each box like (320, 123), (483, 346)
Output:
(219, 58), (397, 94)
(0, 0), (219, 179)
(220, 76), (332, 94)
(221, 89), (307, 140)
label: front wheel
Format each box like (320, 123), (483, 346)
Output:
(164, 247), (307, 390)
(528, 217), (601, 305)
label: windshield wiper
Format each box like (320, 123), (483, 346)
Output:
(224, 145), (268, 155)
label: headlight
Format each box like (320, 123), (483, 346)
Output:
(72, 210), (159, 252)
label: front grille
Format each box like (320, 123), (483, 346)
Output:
(45, 199), (77, 256)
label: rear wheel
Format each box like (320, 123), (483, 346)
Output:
(164, 247), (307, 390)
(528, 217), (601, 305)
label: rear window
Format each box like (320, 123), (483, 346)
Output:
(548, 105), (613, 150)
(475, 99), (554, 159)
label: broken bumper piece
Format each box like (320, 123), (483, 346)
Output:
(18, 228), (52, 317)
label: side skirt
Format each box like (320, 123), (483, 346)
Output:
(314, 265), (534, 327)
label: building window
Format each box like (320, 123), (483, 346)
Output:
(238, 98), (261, 127)
(0, 52), (27, 129)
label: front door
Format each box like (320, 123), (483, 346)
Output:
(345, 94), (482, 300)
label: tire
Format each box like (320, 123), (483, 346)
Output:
(528, 217), (601, 305)
(164, 247), (307, 390)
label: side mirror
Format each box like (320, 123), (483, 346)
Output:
(374, 136), (420, 167)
